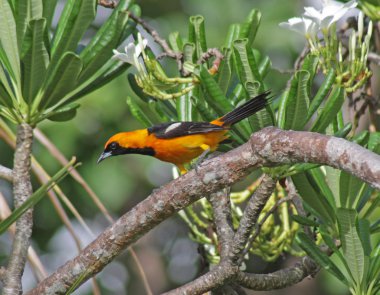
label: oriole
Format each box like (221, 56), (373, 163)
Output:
(98, 91), (271, 174)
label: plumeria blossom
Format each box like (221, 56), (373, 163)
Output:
(279, 17), (317, 39)
(112, 33), (148, 72)
(304, 0), (357, 31)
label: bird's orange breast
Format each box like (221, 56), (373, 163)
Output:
(148, 131), (228, 166)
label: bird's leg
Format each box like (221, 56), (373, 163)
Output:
(194, 144), (211, 173)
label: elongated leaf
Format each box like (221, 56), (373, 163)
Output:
(51, 0), (96, 62)
(301, 54), (318, 96)
(311, 86), (345, 133)
(292, 172), (335, 224)
(126, 96), (153, 127)
(217, 47), (232, 94)
(200, 66), (233, 115)
(233, 38), (263, 89)
(22, 18), (49, 103)
(47, 103), (79, 122)
(168, 31), (183, 52)
(340, 171), (362, 209)
(188, 15), (207, 60)
(291, 215), (320, 227)
(0, 158), (77, 234)
(296, 232), (347, 283)
(177, 91), (193, 121)
(62, 60), (129, 106)
(42, 0), (59, 29)
(368, 132), (380, 154)
(337, 208), (365, 284)
(309, 168), (336, 209)
(283, 70), (310, 130)
(78, 1), (137, 83)
(239, 9), (261, 46)
(357, 219), (371, 256)
(224, 23), (241, 48)
(258, 55), (271, 78)
(39, 52), (83, 108)
(0, 0), (20, 84)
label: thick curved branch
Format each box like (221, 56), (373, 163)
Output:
(3, 124), (34, 295)
(27, 127), (380, 294)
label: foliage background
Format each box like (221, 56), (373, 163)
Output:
(0, 0), (368, 294)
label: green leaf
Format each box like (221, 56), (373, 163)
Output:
(21, 18), (49, 104)
(216, 47), (232, 94)
(0, 0), (20, 84)
(42, 0), (59, 29)
(126, 96), (153, 127)
(309, 168), (336, 210)
(78, 0), (136, 83)
(283, 70), (310, 130)
(51, 0), (96, 62)
(188, 15), (207, 60)
(199, 66), (233, 115)
(258, 55), (271, 78)
(311, 86), (345, 133)
(39, 52), (83, 109)
(177, 91), (192, 121)
(224, 23), (241, 48)
(47, 103), (80, 122)
(357, 218), (371, 256)
(233, 38), (263, 89)
(307, 69), (336, 123)
(292, 172), (336, 225)
(296, 232), (347, 283)
(301, 54), (319, 96)
(63, 60), (129, 105)
(337, 208), (365, 284)
(239, 9), (261, 46)
(246, 81), (273, 132)
(368, 132), (380, 154)
(291, 215), (320, 227)
(168, 31), (183, 52)
(0, 158), (78, 234)
(339, 171), (363, 209)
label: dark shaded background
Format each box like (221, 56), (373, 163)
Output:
(0, 0), (350, 294)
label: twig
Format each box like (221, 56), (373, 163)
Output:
(197, 48), (224, 75)
(0, 165), (13, 182)
(97, 0), (117, 8)
(3, 123), (34, 295)
(231, 175), (277, 265)
(26, 127), (380, 294)
(208, 188), (234, 261)
(368, 52), (380, 66)
(236, 256), (319, 290)
(239, 195), (293, 264)
(127, 12), (184, 72)
(294, 45), (310, 71)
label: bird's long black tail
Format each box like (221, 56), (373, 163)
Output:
(216, 91), (271, 126)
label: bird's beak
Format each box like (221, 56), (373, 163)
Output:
(97, 151), (112, 164)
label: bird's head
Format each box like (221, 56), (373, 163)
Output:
(97, 131), (155, 164)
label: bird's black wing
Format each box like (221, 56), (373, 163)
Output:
(147, 122), (226, 139)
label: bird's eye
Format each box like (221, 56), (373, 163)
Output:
(109, 142), (118, 150)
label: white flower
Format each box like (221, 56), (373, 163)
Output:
(304, 0), (357, 31)
(279, 17), (318, 38)
(112, 33), (148, 68)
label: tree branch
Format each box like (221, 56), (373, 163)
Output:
(230, 174), (277, 265)
(236, 256), (319, 290)
(27, 127), (380, 294)
(208, 189), (234, 261)
(3, 123), (34, 295)
(0, 165), (13, 182)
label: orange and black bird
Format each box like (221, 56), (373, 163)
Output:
(98, 91), (271, 174)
